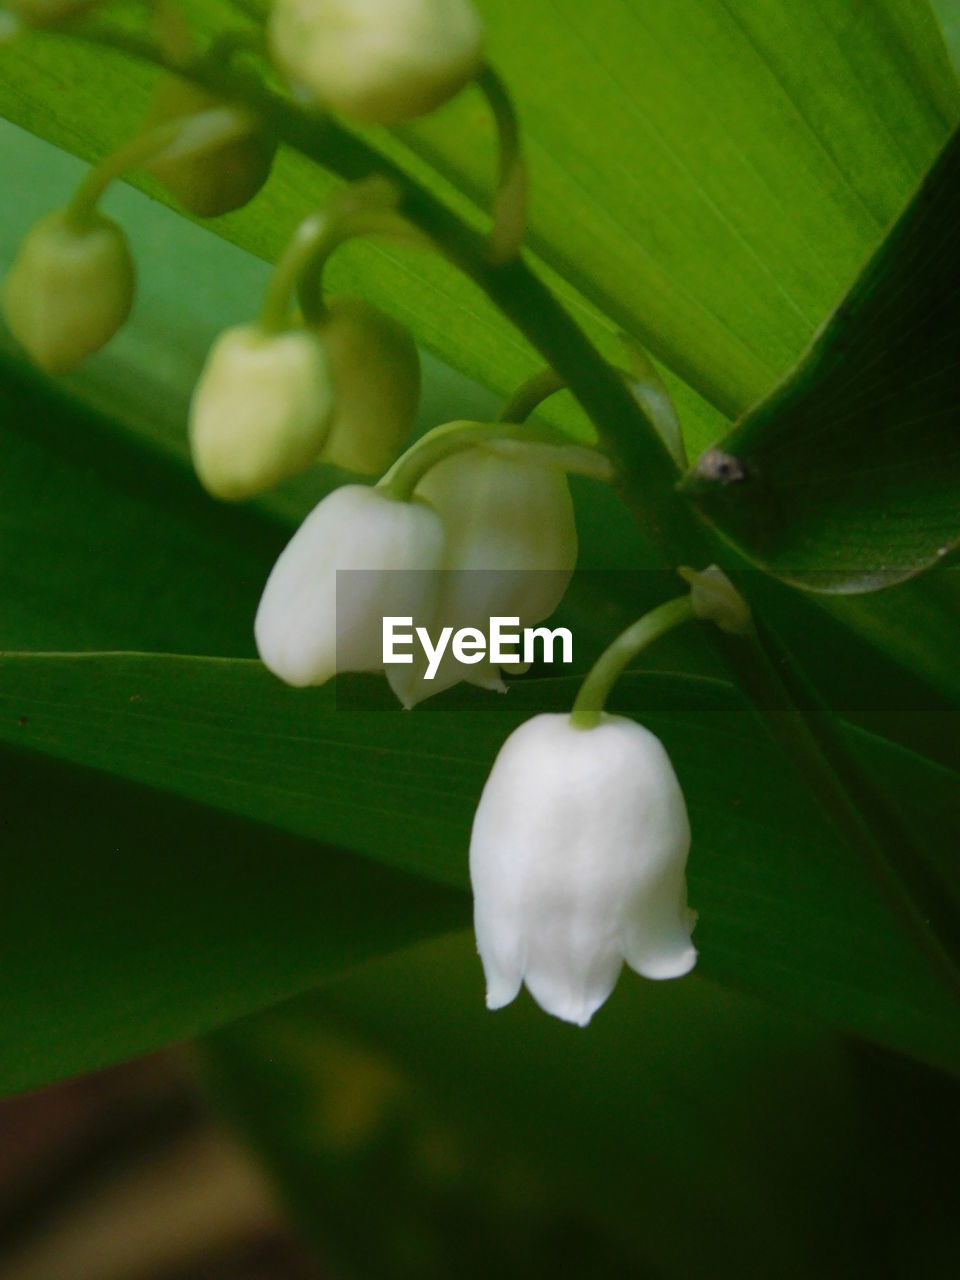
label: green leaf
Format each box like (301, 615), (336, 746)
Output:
(0, 355), (284, 655)
(202, 935), (960, 1280)
(202, 944), (853, 1280)
(682, 128), (960, 592)
(0, 744), (465, 1096)
(1, 0), (956, 443)
(0, 652), (957, 1080)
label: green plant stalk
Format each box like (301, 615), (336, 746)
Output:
(63, 23), (960, 999)
(379, 418), (613, 499)
(570, 594), (696, 729)
(496, 366), (567, 422)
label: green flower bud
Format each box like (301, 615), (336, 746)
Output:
(318, 297), (420, 474)
(2, 209), (134, 374)
(269, 0), (484, 124)
(189, 325), (334, 500)
(142, 77), (277, 219)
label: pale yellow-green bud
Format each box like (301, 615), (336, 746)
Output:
(318, 297), (420, 474)
(142, 77), (277, 219)
(2, 209), (135, 374)
(269, 0), (484, 124)
(189, 325), (334, 501)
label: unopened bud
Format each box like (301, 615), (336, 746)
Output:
(319, 297), (420, 474)
(2, 209), (134, 374)
(143, 77), (276, 218)
(269, 0), (484, 124)
(189, 325), (334, 500)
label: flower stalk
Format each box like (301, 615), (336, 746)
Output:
(378, 418), (613, 500)
(570, 595), (696, 729)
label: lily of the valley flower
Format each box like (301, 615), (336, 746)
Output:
(255, 484), (444, 687)
(269, 0), (484, 124)
(189, 325), (334, 500)
(470, 712), (697, 1026)
(387, 446), (577, 706)
(2, 209), (134, 373)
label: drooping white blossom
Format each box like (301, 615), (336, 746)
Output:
(470, 712), (697, 1026)
(386, 446), (577, 706)
(255, 484), (444, 687)
(269, 0), (484, 124)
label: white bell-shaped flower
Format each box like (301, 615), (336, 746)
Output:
(255, 484), (444, 687)
(470, 712), (697, 1026)
(269, 0), (484, 124)
(2, 209), (134, 374)
(189, 325), (334, 501)
(387, 445), (577, 707)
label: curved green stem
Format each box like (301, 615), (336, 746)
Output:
(259, 210), (330, 331)
(476, 63), (528, 263)
(379, 419), (612, 500)
(497, 366), (566, 422)
(65, 108), (252, 226)
(261, 181), (425, 330)
(296, 208), (429, 324)
(570, 595), (696, 729)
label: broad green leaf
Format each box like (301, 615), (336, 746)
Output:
(0, 744), (465, 1096)
(1, 0), (955, 438)
(0, 355), (283, 654)
(397, 0), (959, 412)
(1, 653), (957, 1077)
(932, 0), (960, 73)
(819, 566), (960, 706)
(203, 944), (859, 1280)
(682, 128), (960, 592)
(204, 936), (960, 1280)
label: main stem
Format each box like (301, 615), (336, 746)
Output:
(70, 24), (960, 1000)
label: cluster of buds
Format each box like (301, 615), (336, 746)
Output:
(1, 84), (278, 374)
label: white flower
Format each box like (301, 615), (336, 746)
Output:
(255, 485), (444, 687)
(189, 325), (334, 501)
(470, 712), (697, 1026)
(2, 209), (134, 374)
(387, 446), (577, 706)
(269, 0), (484, 124)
